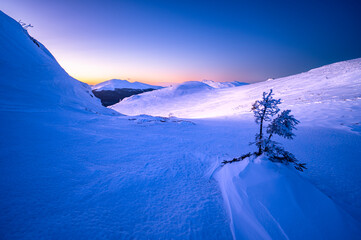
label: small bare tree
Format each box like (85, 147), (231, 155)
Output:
(18, 20), (39, 47)
(222, 89), (306, 171)
(251, 89), (281, 155)
(18, 20), (33, 30)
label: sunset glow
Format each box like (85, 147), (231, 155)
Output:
(2, 0), (361, 85)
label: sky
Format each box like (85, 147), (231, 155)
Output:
(1, 0), (361, 85)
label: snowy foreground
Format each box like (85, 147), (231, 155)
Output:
(1, 10), (361, 239)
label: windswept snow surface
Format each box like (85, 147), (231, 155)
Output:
(92, 79), (163, 91)
(0, 111), (236, 239)
(113, 58), (361, 125)
(202, 80), (248, 88)
(1, 10), (361, 239)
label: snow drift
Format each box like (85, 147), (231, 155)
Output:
(216, 157), (361, 239)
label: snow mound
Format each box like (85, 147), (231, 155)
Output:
(92, 79), (163, 91)
(173, 81), (214, 94)
(111, 81), (215, 115)
(216, 157), (361, 239)
(202, 80), (248, 88)
(0, 11), (113, 114)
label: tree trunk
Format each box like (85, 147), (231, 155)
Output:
(258, 117), (263, 155)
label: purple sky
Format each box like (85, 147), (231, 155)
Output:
(2, 0), (361, 85)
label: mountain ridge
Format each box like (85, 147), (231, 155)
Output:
(92, 79), (163, 91)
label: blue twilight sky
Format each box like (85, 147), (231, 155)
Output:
(1, 0), (361, 85)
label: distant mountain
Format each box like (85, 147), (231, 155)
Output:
(202, 80), (248, 88)
(91, 79), (163, 106)
(92, 79), (163, 91)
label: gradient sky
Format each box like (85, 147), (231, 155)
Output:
(1, 0), (361, 85)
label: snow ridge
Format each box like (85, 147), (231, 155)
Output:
(202, 80), (248, 88)
(0, 10), (114, 114)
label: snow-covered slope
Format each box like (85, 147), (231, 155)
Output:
(111, 58), (361, 230)
(112, 58), (361, 128)
(202, 80), (248, 88)
(0, 11), (112, 114)
(92, 79), (163, 91)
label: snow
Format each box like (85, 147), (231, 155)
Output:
(1, 10), (361, 239)
(202, 80), (248, 88)
(0, 11), (114, 115)
(0, 111), (234, 239)
(111, 57), (361, 225)
(216, 157), (361, 239)
(112, 58), (361, 123)
(92, 79), (163, 91)
(171, 81), (214, 94)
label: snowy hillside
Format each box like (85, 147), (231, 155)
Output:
(112, 58), (361, 127)
(1, 10), (361, 239)
(202, 80), (248, 88)
(111, 58), (361, 227)
(110, 81), (214, 112)
(92, 79), (163, 91)
(0, 11), (112, 114)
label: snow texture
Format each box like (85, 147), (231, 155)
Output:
(202, 80), (248, 88)
(216, 157), (360, 239)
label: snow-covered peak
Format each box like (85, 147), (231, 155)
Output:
(92, 79), (163, 91)
(202, 79), (248, 88)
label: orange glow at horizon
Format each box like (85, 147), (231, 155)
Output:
(56, 53), (234, 86)
(56, 53), (253, 87)
(79, 78), (185, 86)
(49, 42), (257, 87)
